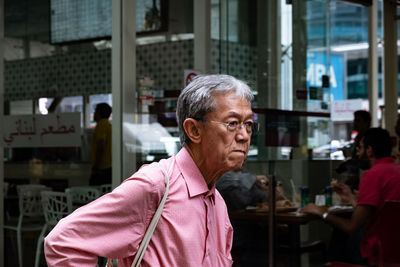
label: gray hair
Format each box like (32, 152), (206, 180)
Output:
(176, 74), (254, 145)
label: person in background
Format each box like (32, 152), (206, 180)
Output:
(395, 114), (400, 144)
(302, 127), (400, 265)
(89, 103), (112, 186)
(216, 169), (285, 266)
(328, 110), (371, 264)
(45, 74), (257, 266)
(394, 113), (400, 163)
(216, 169), (284, 211)
(336, 110), (371, 190)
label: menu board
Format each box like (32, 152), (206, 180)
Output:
(50, 0), (164, 44)
(51, 0), (112, 44)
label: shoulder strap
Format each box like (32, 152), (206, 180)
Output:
(131, 163), (170, 267)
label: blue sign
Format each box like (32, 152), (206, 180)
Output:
(307, 52), (344, 100)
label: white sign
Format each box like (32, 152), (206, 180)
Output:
(3, 113), (81, 147)
(331, 99), (363, 121)
(183, 69), (201, 87)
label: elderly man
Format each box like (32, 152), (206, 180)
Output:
(302, 128), (400, 265)
(44, 74), (257, 266)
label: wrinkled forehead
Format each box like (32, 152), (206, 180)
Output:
(210, 90), (251, 103)
(209, 91), (253, 116)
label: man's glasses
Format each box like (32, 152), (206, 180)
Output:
(196, 119), (259, 133)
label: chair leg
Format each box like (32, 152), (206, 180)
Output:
(17, 229), (23, 267)
(35, 225), (47, 267)
(4, 229), (18, 266)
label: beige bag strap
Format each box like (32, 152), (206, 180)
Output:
(131, 163), (170, 267)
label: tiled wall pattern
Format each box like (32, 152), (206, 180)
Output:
(137, 40), (194, 91)
(212, 40), (257, 89)
(5, 50), (111, 101)
(4, 39), (257, 101)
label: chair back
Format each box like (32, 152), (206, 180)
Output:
(99, 184), (112, 195)
(41, 191), (70, 226)
(376, 201), (400, 266)
(16, 185), (50, 218)
(65, 186), (101, 212)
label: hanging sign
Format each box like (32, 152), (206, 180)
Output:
(331, 99), (363, 121)
(184, 69), (201, 87)
(3, 113), (81, 147)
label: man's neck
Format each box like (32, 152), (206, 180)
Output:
(369, 157), (376, 166)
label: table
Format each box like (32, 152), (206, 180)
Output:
(229, 209), (320, 267)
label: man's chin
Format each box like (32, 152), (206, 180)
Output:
(229, 159), (246, 170)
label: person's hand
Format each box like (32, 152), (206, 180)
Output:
(332, 182), (357, 206)
(300, 203), (324, 217)
(275, 186), (285, 200)
(255, 175), (269, 193)
(255, 175), (285, 200)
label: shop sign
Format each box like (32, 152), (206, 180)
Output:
(139, 95), (154, 106)
(331, 99), (363, 121)
(3, 113), (81, 147)
(184, 69), (201, 87)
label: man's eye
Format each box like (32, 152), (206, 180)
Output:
(227, 121), (239, 127)
(244, 121), (254, 127)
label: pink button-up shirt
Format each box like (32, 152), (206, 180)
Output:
(44, 147), (233, 266)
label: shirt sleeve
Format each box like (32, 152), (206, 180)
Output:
(357, 169), (380, 207)
(44, 170), (164, 266)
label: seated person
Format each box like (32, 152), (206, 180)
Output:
(216, 169), (285, 211)
(336, 110), (371, 191)
(216, 169), (285, 267)
(302, 128), (400, 265)
(327, 181), (366, 265)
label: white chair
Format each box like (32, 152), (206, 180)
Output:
(3, 182), (11, 221)
(4, 184), (50, 267)
(34, 191), (70, 267)
(65, 186), (101, 212)
(99, 183), (112, 195)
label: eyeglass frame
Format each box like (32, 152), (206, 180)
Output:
(194, 118), (259, 133)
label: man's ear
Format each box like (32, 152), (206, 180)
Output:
(183, 118), (202, 144)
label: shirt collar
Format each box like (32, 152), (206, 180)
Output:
(372, 157), (394, 166)
(175, 147), (215, 201)
(97, 118), (109, 125)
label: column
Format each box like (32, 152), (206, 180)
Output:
(257, 0), (281, 109)
(256, 0), (282, 161)
(368, 0), (378, 127)
(112, 0), (137, 187)
(83, 95), (91, 129)
(0, 0), (4, 263)
(292, 0), (308, 160)
(194, 0), (211, 73)
(383, 0), (398, 135)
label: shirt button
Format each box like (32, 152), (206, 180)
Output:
(206, 250), (209, 256)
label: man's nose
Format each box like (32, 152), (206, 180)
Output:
(235, 125), (251, 141)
